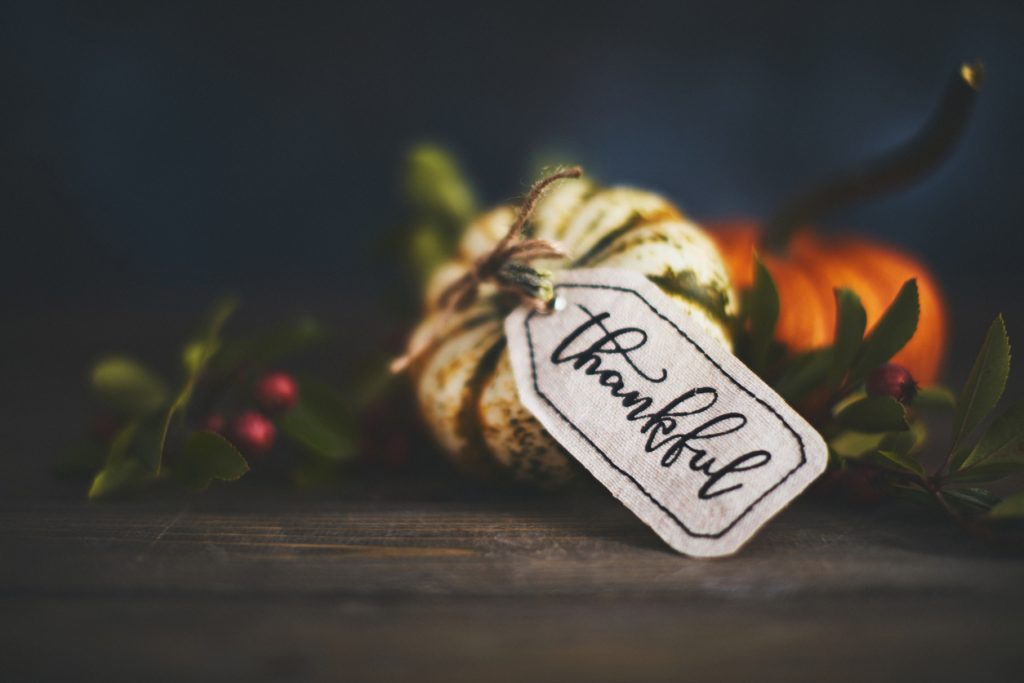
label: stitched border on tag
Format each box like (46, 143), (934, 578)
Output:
(524, 282), (809, 539)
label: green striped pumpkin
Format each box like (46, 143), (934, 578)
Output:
(409, 178), (737, 485)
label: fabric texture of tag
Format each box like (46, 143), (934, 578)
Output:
(505, 268), (828, 557)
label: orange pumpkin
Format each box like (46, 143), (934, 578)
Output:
(710, 221), (947, 384)
(705, 62), (984, 386)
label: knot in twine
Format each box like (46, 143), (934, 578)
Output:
(390, 166), (582, 374)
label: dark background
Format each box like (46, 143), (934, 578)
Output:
(2, 6), (1024, 679)
(2, 0), (1022, 367)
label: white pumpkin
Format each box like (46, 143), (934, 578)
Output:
(408, 178), (737, 485)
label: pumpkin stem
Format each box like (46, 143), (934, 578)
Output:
(389, 166), (582, 374)
(764, 61), (983, 251)
(496, 166), (584, 253)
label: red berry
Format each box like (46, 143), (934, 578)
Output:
(202, 414), (226, 434)
(231, 411), (276, 454)
(254, 372), (299, 414)
(866, 363), (918, 405)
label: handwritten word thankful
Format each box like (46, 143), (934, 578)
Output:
(550, 305), (771, 499)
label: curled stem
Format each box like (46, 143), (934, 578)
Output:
(764, 61), (983, 250)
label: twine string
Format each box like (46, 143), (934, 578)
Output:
(390, 166), (583, 374)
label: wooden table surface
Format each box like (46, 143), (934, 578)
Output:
(2, 485), (1023, 682)
(3, 299), (1023, 682)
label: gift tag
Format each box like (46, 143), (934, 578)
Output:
(505, 268), (828, 557)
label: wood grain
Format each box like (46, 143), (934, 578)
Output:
(1, 491), (1023, 682)
(3, 301), (1024, 681)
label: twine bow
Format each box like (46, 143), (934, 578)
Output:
(390, 166), (582, 374)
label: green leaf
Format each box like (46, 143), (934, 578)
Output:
(88, 458), (154, 500)
(106, 422), (139, 462)
(182, 296), (237, 373)
(86, 418), (163, 482)
(403, 144), (476, 226)
(395, 146), (477, 289)
(829, 431), (885, 458)
(830, 389), (866, 414)
(868, 449), (926, 479)
(408, 223), (455, 286)
(879, 423), (924, 454)
(299, 378), (352, 421)
(948, 444), (974, 473)
(175, 431), (249, 491)
(278, 379), (356, 462)
(82, 298), (238, 499)
(943, 487), (1000, 512)
(952, 315), (1011, 450)
(828, 288), (867, 388)
(948, 461), (1024, 484)
(91, 357), (168, 418)
(279, 402), (355, 462)
(829, 423), (922, 459)
(958, 400), (1024, 473)
(156, 298), (237, 476)
(182, 342), (206, 375)
(775, 349), (832, 403)
(913, 385), (956, 411)
(987, 492), (1024, 520)
(115, 418), (165, 472)
(746, 255), (779, 372)
(848, 279), (919, 385)
(209, 316), (324, 376)
(350, 358), (401, 410)
(834, 396), (909, 433)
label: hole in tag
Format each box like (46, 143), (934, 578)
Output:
(543, 295), (567, 315)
